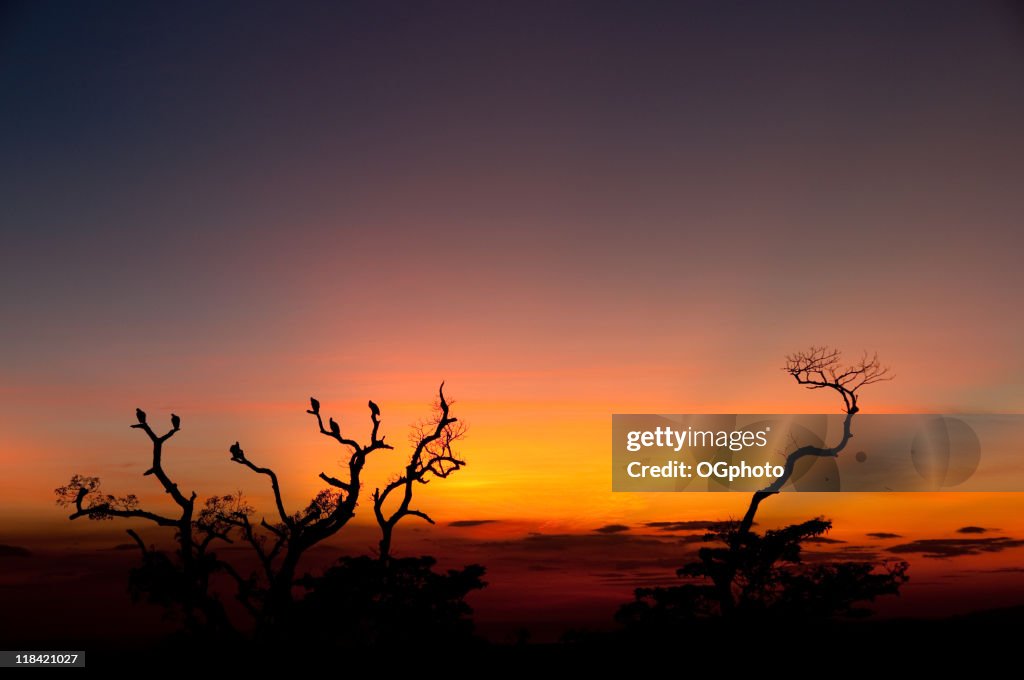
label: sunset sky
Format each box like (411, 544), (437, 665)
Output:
(2, 1), (1024, 640)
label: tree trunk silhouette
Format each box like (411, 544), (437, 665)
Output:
(224, 383), (466, 630)
(372, 384), (466, 565)
(717, 347), (892, 614)
(55, 411), (236, 634)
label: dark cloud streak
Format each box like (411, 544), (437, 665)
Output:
(888, 537), (1024, 558)
(644, 520), (730, 532)
(480, 533), (671, 552)
(594, 524), (631, 534)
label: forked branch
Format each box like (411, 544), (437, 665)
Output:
(372, 383), (467, 562)
(55, 410), (193, 543)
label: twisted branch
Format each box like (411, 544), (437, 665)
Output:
(373, 383), (466, 561)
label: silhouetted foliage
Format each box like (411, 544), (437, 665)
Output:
(54, 475), (142, 520)
(618, 519), (908, 630)
(294, 556), (486, 648)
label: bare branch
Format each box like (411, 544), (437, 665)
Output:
(373, 383), (467, 562)
(56, 474), (178, 526)
(125, 528), (148, 555)
(318, 472), (351, 492)
(130, 412), (193, 509)
(215, 559), (261, 619)
(228, 443), (292, 528)
(783, 345), (892, 414)
(260, 518), (286, 539)
(405, 509), (435, 524)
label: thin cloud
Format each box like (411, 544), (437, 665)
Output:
(803, 536), (846, 544)
(612, 557), (695, 571)
(677, 534), (715, 544)
(594, 571), (682, 587)
(956, 526), (996, 534)
(480, 532), (674, 552)
(644, 520), (732, 532)
(825, 546), (882, 561)
(594, 524), (631, 534)
(0, 545), (31, 558)
(867, 532), (902, 539)
(448, 520), (499, 528)
(888, 537), (1024, 558)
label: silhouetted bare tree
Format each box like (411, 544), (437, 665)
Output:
(216, 383), (467, 628)
(736, 347), (892, 537)
(55, 411), (241, 633)
(372, 386), (466, 563)
(55, 383), (474, 638)
(620, 346), (905, 626)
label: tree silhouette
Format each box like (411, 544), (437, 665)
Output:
(220, 383), (465, 626)
(619, 347), (906, 626)
(55, 383), (478, 639)
(736, 347), (892, 537)
(372, 387), (466, 563)
(54, 412), (241, 633)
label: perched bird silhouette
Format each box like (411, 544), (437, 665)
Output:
(171, 413), (180, 430)
(230, 442), (244, 461)
(309, 397), (320, 414)
(329, 417), (341, 436)
(439, 385), (448, 412)
(368, 400), (380, 417)
(136, 408), (147, 425)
